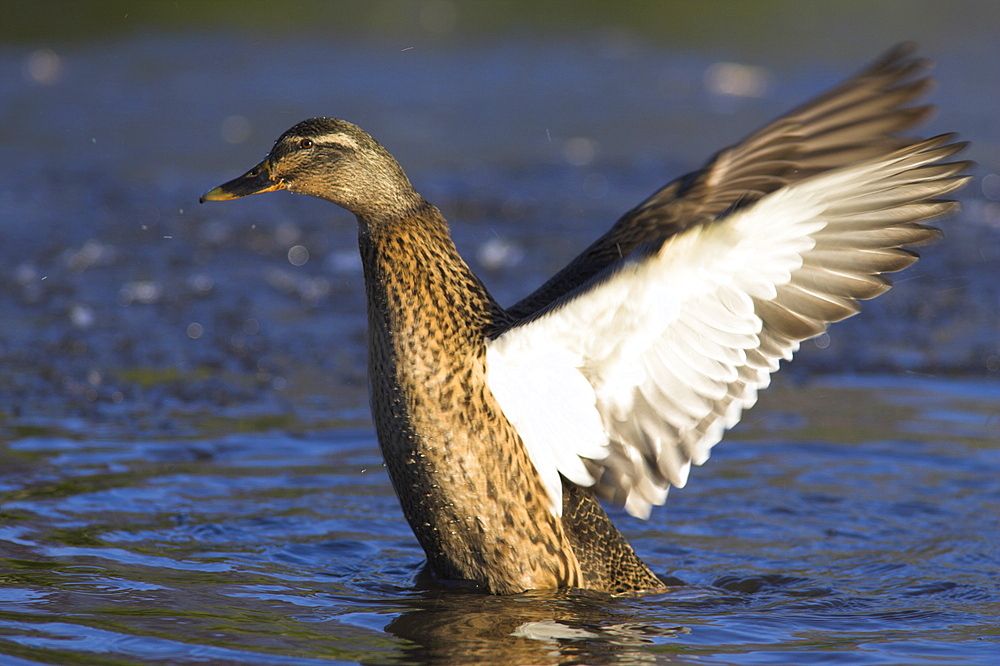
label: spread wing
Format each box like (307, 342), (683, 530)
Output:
(508, 43), (936, 320)
(486, 135), (969, 518)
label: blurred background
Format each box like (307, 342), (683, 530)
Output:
(2, 0), (998, 431)
(2, 4), (998, 664)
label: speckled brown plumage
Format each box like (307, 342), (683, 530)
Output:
(358, 202), (661, 593)
(560, 478), (662, 592)
(199, 44), (967, 595)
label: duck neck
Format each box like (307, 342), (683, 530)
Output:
(358, 201), (501, 373)
(358, 203), (506, 460)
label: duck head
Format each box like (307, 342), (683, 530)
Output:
(200, 117), (422, 223)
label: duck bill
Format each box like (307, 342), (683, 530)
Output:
(200, 160), (282, 202)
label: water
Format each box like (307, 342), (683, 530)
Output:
(1, 377), (997, 664)
(2, 3), (999, 664)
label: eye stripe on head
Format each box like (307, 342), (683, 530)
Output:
(302, 132), (360, 151)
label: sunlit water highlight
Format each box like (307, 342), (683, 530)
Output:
(1, 377), (997, 665)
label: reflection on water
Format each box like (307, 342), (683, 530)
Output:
(1, 378), (997, 665)
(386, 590), (687, 665)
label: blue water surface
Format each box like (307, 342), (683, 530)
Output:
(1, 376), (997, 665)
(1, 3), (998, 664)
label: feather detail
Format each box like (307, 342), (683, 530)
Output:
(487, 135), (970, 518)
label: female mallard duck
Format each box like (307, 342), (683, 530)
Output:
(201, 45), (968, 594)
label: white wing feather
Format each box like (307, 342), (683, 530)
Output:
(486, 137), (965, 518)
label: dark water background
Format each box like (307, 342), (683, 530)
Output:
(1, 2), (998, 664)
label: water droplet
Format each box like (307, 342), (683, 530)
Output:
(704, 61), (771, 98)
(117, 281), (163, 306)
(188, 273), (215, 294)
(69, 303), (95, 329)
(477, 238), (524, 270)
(288, 245), (309, 266)
(24, 49), (61, 85)
(981, 173), (1000, 201)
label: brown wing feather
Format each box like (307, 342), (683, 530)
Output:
(508, 43), (936, 320)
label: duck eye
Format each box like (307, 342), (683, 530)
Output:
(298, 138), (313, 150)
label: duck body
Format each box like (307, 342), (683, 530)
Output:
(201, 45), (969, 595)
(360, 201), (661, 593)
